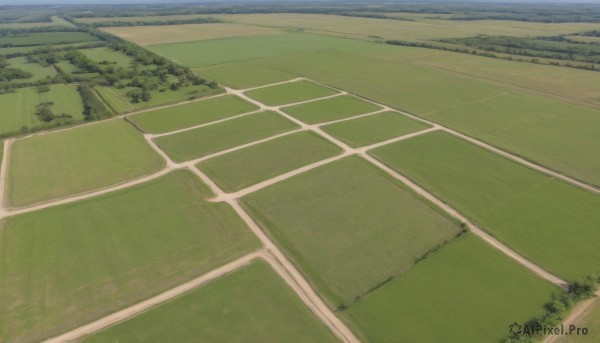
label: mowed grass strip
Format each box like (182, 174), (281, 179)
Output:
(321, 111), (430, 147)
(8, 119), (164, 207)
(94, 86), (134, 113)
(243, 156), (460, 307)
(80, 260), (337, 343)
(197, 131), (342, 192)
(129, 94), (258, 134)
(0, 170), (260, 343)
(282, 95), (381, 124)
(344, 233), (561, 343)
(370, 131), (600, 280)
(244, 80), (338, 107)
(154, 111), (298, 163)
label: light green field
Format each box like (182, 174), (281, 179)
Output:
(0, 84), (84, 136)
(344, 233), (561, 343)
(0, 170), (259, 343)
(155, 111), (298, 163)
(243, 156), (460, 307)
(245, 80), (338, 106)
(129, 94), (258, 134)
(0, 16), (73, 29)
(77, 14), (219, 23)
(425, 92), (600, 187)
(56, 60), (81, 74)
(0, 32), (98, 46)
(370, 131), (600, 281)
(81, 260), (337, 343)
(94, 86), (134, 113)
(321, 112), (430, 147)
(195, 61), (295, 89)
(555, 298), (600, 342)
(197, 131), (342, 192)
(8, 119), (164, 207)
(114, 84), (223, 110)
(80, 47), (133, 68)
(282, 95), (382, 124)
(8, 56), (56, 82)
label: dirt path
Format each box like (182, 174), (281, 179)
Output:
(0, 139), (13, 211)
(543, 293), (599, 343)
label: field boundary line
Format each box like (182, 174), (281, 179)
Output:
(0, 139), (13, 211)
(242, 77), (305, 91)
(42, 251), (265, 343)
(317, 108), (388, 126)
(306, 79), (600, 195)
(363, 154), (569, 289)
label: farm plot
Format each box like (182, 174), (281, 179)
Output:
(8, 56), (56, 82)
(343, 233), (561, 343)
(8, 119), (164, 207)
(197, 131), (342, 192)
(80, 261), (337, 343)
(282, 95), (381, 124)
(245, 80), (338, 107)
(154, 111), (298, 163)
(0, 32), (99, 46)
(80, 47), (134, 68)
(196, 61), (295, 89)
(321, 111), (430, 147)
(242, 156), (460, 307)
(129, 94), (257, 134)
(93, 86), (134, 113)
(370, 131), (600, 281)
(0, 170), (259, 343)
(425, 92), (600, 187)
(113, 84), (223, 110)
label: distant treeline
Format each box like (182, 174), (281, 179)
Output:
(87, 17), (223, 28)
(0, 26), (82, 37)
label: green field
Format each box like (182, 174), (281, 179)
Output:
(81, 261), (336, 343)
(80, 47), (134, 68)
(425, 92), (600, 187)
(0, 84), (84, 136)
(344, 233), (561, 343)
(94, 86), (134, 113)
(8, 56), (56, 82)
(370, 131), (600, 280)
(321, 112), (430, 147)
(113, 84), (223, 110)
(196, 61), (295, 89)
(0, 32), (99, 46)
(0, 170), (259, 343)
(129, 94), (258, 134)
(282, 95), (382, 124)
(154, 111), (298, 163)
(197, 131), (342, 192)
(8, 119), (164, 207)
(243, 157), (460, 307)
(0, 16), (74, 29)
(245, 80), (338, 106)
(556, 298), (600, 342)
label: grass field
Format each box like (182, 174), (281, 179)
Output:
(370, 131), (600, 280)
(155, 111), (298, 163)
(0, 84), (84, 136)
(113, 84), (223, 110)
(195, 61), (296, 89)
(425, 92), (600, 187)
(77, 14), (220, 23)
(0, 170), (260, 343)
(344, 233), (561, 343)
(0, 16), (73, 29)
(81, 260), (337, 343)
(103, 23), (280, 46)
(282, 95), (382, 124)
(129, 94), (257, 134)
(93, 86), (134, 113)
(80, 47), (134, 68)
(556, 298), (600, 342)
(8, 119), (164, 207)
(243, 156), (460, 307)
(0, 32), (98, 46)
(245, 80), (338, 106)
(197, 131), (342, 192)
(321, 112), (430, 147)
(8, 56), (56, 82)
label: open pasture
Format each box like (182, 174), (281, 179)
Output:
(245, 80), (338, 107)
(344, 233), (561, 343)
(81, 261), (337, 343)
(154, 111), (298, 163)
(282, 95), (381, 124)
(321, 111), (430, 147)
(129, 94), (257, 134)
(0, 170), (259, 343)
(80, 47), (134, 68)
(102, 23), (280, 46)
(370, 131), (600, 281)
(243, 156), (460, 307)
(8, 56), (56, 82)
(8, 119), (164, 207)
(0, 16), (73, 29)
(0, 32), (98, 46)
(197, 131), (342, 192)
